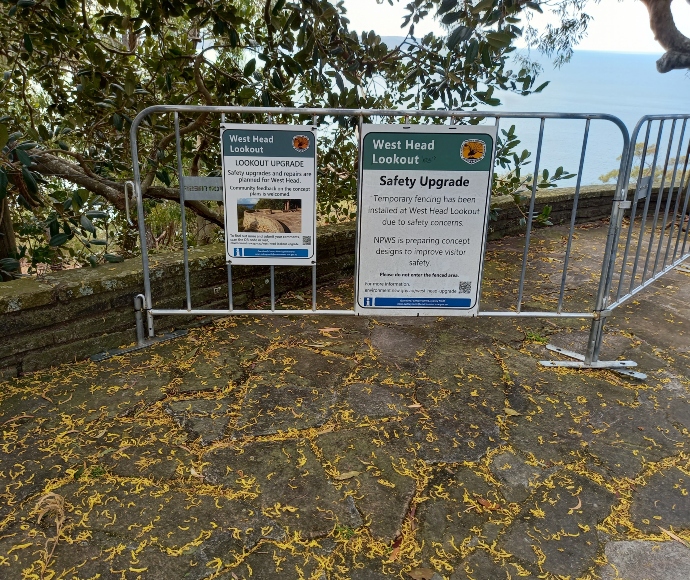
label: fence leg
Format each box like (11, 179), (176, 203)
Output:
(134, 294), (146, 346)
(539, 141), (647, 379)
(540, 316), (645, 379)
(584, 316), (605, 365)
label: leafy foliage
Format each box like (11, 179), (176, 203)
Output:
(0, 0), (595, 278)
(493, 124), (575, 226)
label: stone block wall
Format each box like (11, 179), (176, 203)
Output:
(0, 184), (665, 377)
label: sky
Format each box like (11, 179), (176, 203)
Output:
(342, 0), (690, 54)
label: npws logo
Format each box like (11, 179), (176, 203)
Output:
(461, 139), (486, 164)
(292, 135), (310, 152)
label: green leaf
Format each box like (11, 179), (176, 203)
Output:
(85, 210), (108, 219)
(438, 0), (457, 16)
(87, 255), (98, 267)
(472, 0), (495, 13)
(485, 31), (513, 49)
(0, 124), (8, 149)
(49, 233), (70, 246)
(15, 148), (32, 166)
(23, 33), (33, 54)
(243, 58), (256, 77)
(447, 26), (471, 50)
(90, 239), (107, 245)
(0, 258), (20, 272)
(104, 253), (124, 263)
(272, 0), (286, 15)
(38, 124), (50, 141)
(124, 78), (136, 96)
(21, 167), (37, 194)
(80, 214), (96, 233)
(272, 70), (283, 89)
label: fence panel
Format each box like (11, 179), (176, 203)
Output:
(128, 106), (655, 376)
(603, 114), (690, 312)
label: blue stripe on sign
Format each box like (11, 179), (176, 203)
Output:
(374, 297), (472, 308)
(242, 248), (309, 257)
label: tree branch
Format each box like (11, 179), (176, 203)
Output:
(657, 50), (690, 72)
(640, 0), (690, 72)
(264, 0), (274, 51)
(31, 151), (224, 227)
(32, 152), (126, 209)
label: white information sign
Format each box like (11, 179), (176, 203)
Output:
(221, 124), (317, 265)
(355, 124), (496, 316)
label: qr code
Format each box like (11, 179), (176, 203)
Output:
(458, 280), (472, 294)
(302, 235), (312, 245)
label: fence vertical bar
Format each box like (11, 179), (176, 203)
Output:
(312, 113), (318, 312)
(227, 264), (233, 311)
(617, 121), (652, 299)
(585, 115), (633, 365)
(672, 150), (690, 262)
(174, 112), (192, 311)
(516, 118), (545, 312)
(664, 122), (690, 267)
(221, 112), (233, 311)
(642, 119), (676, 281)
(629, 121), (665, 293)
(134, 294), (146, 346)
(680, 177), (690, 257)
(353, 114), (365, 309)
(477, 116), (500, 312)
(558, 119), (591, 313)
(128, 108), (156, 338)
(312, 265), (317, 311)
(654, 120), (684, 273)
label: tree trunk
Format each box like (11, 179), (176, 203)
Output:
(0, 196), (18, 279)
(0, 196), (17, 258)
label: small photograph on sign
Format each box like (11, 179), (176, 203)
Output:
(237, 198), (302, 233)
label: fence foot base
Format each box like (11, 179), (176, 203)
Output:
(91, 329), (188, 362)
(675, 264), (690, 274)
(539, 344), (647, 380)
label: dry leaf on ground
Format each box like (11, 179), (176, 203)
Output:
(407, 568), (435, 580)
(476, 496), (500, 510)
(319, 327), (342, 335)
(388, 535), (403, 562)
(334, 470), (360, 480)
(659, 526), (690, 548)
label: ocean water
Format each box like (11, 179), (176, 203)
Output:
(376, 44), (689, 185)
(493, 51), (690, 185)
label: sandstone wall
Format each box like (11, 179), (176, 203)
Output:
(0, 185), (665, 377)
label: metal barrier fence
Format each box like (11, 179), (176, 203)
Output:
(127, 106), (687, 380)
(606, 114), (690, 309)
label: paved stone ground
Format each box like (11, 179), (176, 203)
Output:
(1, 219), (690, 579)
